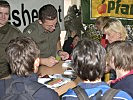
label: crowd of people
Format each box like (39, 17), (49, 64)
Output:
(0, 0), (133, 100)
(62, 39), (133, 100)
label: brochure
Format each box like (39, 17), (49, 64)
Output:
(38, 74), (71, 89)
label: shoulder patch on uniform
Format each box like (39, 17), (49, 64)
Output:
(27, 29), (32, 34)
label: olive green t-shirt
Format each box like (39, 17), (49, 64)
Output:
(23, 20), (61, 58)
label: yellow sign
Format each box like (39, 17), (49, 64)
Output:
(92, 0), (133, 19)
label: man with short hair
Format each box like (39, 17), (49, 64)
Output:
(23, 4), (69, 67)
(106, 41), (133, 97)
(0, 37), (59, 100)
(0, 0), (22, 79)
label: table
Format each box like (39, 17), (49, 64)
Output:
(38, 61), (81, 96)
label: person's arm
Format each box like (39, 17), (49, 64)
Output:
(56, 37), (69, 60)
(39, 38), (60, 67)
(56, 37), (62, 51)
(40, 57), (58, 67)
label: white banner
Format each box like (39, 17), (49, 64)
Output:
(6, 0), (64, 31)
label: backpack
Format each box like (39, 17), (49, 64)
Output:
(1, 79), (44, 100)
(72, 85), (120, 100)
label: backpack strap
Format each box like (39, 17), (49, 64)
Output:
(90, 90), (102, 100)
(102, 88), (120, 100)
(26, 81), (45, 96)
(4, 78), (13, 94)
(73, 85), (89, 100)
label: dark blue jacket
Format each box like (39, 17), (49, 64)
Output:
(111, 74), (133, 98)
(62, 82), (133, 100)
(0, 73), (59, 100)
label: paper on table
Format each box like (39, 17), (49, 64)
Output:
(62, 60), (72, 68)
(38, 74), (71, 89)
(38, 77), (51, 85)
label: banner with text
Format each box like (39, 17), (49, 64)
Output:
(6, 0), (64, 31)
(81, 0), (133, 25)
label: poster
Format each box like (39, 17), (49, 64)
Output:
(6, 0), (64, 31)
(81, 0), (133, 25)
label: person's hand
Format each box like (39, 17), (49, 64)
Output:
(58, 51), (69, 60)
(40, 56), (59, 67)
(107, 80), (113, 86)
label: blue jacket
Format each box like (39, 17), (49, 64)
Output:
(111, 73), (133, 98)
(62, 82), (133, 100)
(0, 73), (59, 100)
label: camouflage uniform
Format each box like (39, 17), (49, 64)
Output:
(23, 20), (60, 58)
(0, 23), (22, 79)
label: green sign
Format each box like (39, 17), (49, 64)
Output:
(81, 0), (133, 25)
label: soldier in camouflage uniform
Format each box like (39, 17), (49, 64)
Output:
(0, 0), (22, 79)
(23, 4), (69, 67)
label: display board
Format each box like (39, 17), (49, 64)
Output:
(6, 0), (64, 31)
(81, 0), (133, 25)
